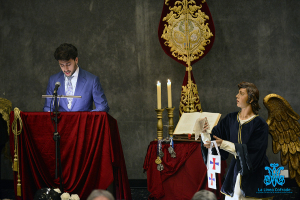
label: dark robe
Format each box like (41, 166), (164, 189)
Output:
(202, 112), (273, 198)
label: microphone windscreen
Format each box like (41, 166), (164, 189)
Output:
(55, 82), (61, 86)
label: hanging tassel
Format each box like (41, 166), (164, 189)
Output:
(11, 108), (23, 197)
(17, 175), (21, 196)
(13, 154), (18, 172)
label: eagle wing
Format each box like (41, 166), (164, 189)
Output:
(263, 94), (300, 186)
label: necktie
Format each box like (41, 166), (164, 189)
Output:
(66, 76), (74, 109)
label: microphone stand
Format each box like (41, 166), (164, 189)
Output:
(42, 93), (81, 193)
(52, 91), (64, 192)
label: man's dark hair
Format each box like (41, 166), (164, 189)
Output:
(54, 43), (78, 61)
(238, 81), (260, 115)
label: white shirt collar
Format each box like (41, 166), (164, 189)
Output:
(239, 115), (256, 125)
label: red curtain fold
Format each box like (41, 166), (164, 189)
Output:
(143, 141), (226, 200)
(10, 112), (132, 200)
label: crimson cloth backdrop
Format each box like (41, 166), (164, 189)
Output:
(10, 112), (132, 200)
(143, 141), (226, 200)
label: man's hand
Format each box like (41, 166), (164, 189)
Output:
(213, 135), (223, 146)
(203, 118), (209, 132)
(196, 117), (210, 133)
(203, 135), (223, 148)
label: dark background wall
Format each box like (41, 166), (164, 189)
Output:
(1, 0), (299, 179)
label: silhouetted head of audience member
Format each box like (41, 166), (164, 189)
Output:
(33, 188), (60, 200)
(191, 190), (217, 200)
(87, 189), (115, 200)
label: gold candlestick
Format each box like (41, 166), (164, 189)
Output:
(155, 108), (165, 140)
(166, 107), (175, 137)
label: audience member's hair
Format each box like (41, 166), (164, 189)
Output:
(87, 189), (115, 200)
(191, 189), (217, 200)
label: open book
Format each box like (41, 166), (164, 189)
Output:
(173, 112), (221, 140)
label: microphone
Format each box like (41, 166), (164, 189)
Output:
(53, 82), (61, 95)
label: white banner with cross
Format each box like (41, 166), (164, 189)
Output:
(206, 140), (221, 189)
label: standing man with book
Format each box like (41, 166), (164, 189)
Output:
(201, 82), (272, 200)
(43, 43), (109, 112)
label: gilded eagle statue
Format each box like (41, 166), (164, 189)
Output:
(263, 94), (300, 187)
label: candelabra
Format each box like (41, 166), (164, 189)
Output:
(155, 108), (165, 140)
(155, 107), (175, 140)
(166, 107), (175, 138)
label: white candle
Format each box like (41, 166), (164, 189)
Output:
(157, 81), (161, 109)
(167, 79), (172, 108)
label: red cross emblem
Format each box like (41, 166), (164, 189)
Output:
(209, 173), (215, 185)
(210, 157), (219, 170)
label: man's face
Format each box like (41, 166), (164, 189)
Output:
(236, 88), (249, 108)
(59, 57), (78, 77)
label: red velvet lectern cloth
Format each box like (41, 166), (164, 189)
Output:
(9, 112), (132, 200)
(143, 141), (227, 200)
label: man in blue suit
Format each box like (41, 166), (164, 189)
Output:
(43, 43), (109, 112)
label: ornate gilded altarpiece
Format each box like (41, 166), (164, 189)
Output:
(158, 0), (215, 115)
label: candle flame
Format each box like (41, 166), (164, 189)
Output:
(167, 79), (171, 83)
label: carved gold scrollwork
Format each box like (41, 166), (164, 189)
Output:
(161, 0), (211, 114)
(0, 98), (12, 134)
(179, 79), (201, 115)
(161, 0), (213, 65)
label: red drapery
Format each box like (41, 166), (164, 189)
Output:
(143, 141), (226, 200)
(9, 112), (132, 200)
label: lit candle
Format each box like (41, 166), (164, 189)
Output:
(167, 79), (172, 108)
(157, 81), (161, 109)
